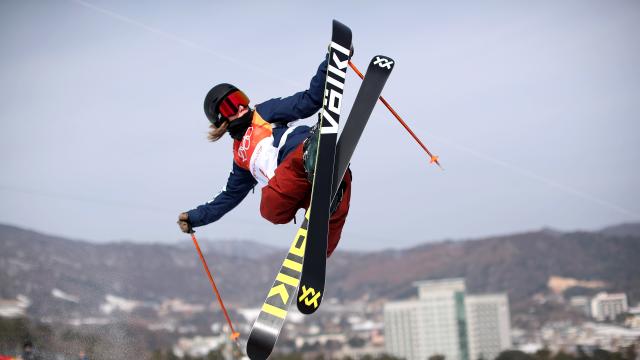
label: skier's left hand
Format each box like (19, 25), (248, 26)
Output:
(177, 212), (193, 234)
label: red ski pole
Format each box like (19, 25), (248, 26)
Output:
(348, 60), (442, 169)
(190, 232), (240, 341)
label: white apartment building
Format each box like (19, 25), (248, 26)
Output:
(465, 294), (512, 360)
(384, 278), (511, 360)
(590, 292), (628, 321)
(385, 279), (468, 360)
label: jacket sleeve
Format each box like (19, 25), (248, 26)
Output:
(256, 55), (328, 123)
(187, 162), (257, 227)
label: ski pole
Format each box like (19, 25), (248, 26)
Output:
(348, 60), (442, 169)
(190, 232), (240, 341)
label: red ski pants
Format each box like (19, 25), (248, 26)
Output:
(260, 143), (351, 257)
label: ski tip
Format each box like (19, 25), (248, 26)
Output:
(332, 19), (347, 28)
(332, 19), (352, 37)
(371, 55), (395, 71)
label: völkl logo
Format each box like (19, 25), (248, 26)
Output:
(373, 56), (394, 69)
(298, 286), (321, 308)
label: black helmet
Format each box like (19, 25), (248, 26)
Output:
(204, 83), (250, 127)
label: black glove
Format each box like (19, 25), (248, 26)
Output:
(177, 212), (193, 234)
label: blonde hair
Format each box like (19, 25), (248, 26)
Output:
(207, 121), (229, 142)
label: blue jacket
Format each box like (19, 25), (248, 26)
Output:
(188, 57), (328, 227)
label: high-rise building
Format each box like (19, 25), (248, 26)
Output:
(385, 279), (468, 360)
(590, 292), (628, 321)
(465, 294), (511, 360)
(384, 278), (511, 360)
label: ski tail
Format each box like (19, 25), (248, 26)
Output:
(246, 213), (309, 360)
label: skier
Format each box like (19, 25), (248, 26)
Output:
(177, 54), (352, 257)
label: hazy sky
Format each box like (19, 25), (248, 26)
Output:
(1, 0), (639, 250)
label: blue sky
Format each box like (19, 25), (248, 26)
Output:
(1, 0), (639, 250)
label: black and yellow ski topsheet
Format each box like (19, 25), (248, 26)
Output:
(296, 20), (352, 315)
(246, 20), (352, 360)
(246, 22), (396, 360)
(246, 213), (309, 360)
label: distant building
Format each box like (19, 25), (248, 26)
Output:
(466, 294), (511, 360)
(385, 278), (467, 360)
(173, 335), (226, 358)
(627, 304), (640, 328)
(590, 292), (628, 321)
(569, 296), (591, 317)
(384, 278), (511, 360)
(0, 295), (30, 318)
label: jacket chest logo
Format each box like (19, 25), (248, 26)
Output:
(238, 127), (254, 162)
(233, 112), (274, 171)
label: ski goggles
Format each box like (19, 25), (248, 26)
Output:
(216, 90), (250, 126)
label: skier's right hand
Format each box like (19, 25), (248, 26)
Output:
(177, 212), (193, 234)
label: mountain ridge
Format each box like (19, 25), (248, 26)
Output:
(1, 222), (638, 321)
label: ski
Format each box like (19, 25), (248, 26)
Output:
(296, 20), (352, 315)
(296, 54), (396, 316)
(333, 55), (395, 201)
(246, 20), (351, 359)
(246, 55), (394, 358)
(247, 55), (394, 360)
(246, 214), (309, 360)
